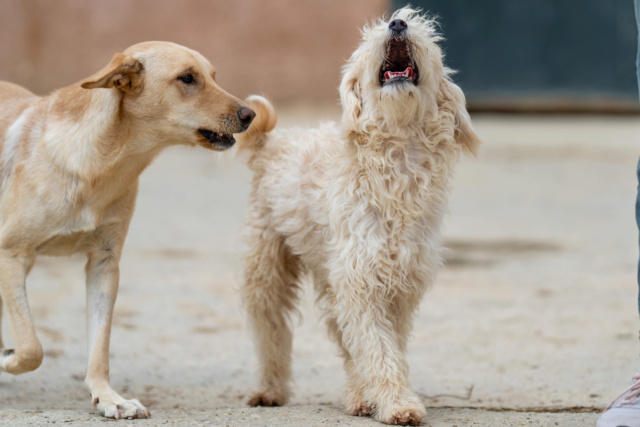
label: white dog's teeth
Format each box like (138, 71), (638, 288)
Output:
(384, 67), (415, 83)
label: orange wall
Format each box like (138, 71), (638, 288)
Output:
(0, 0), (389, 103)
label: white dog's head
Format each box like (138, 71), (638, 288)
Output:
(340, 7), (480, 154)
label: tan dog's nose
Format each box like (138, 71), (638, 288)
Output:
(238, 107), (256, 129)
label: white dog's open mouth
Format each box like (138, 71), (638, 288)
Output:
(380, 37), (419, 86)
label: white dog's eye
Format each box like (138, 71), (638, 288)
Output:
(178, 74), (195, 84)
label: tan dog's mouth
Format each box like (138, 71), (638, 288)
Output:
(197, 129), (236, 150)
(379, 37), (419, 86)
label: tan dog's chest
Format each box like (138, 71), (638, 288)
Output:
(33, 204), (99, 255)
(35, 230), (92, 256)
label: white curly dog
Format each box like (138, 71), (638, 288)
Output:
(237, 8), (480, 425)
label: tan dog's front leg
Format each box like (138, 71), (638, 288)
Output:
(84, 250), (149, 419)
(0, 253), (43, 374)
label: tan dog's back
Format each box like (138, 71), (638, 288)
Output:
(0, 81), (36, 102)
(0, 82), (39, 149)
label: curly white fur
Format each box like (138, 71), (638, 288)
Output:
(238, 8), (480, 426)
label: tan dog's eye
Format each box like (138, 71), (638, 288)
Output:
(178, 74), (195, 84)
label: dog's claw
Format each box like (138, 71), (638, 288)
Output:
(247, 390), (285, 407)
(375, 400), (426, 426)
(95, 397), (149, 419)
(350, 403), (374, 417)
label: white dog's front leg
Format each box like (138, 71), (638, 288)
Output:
(84, 250), (149, 420)
(333, 274), (425, 426)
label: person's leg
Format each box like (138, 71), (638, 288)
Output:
(637, 156), (640, 318)
(597, 3), (640, 425)
(636, 0), (640, 100)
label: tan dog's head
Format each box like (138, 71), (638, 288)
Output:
(340, 8), (480, 154)
(81, 41), (254, 151)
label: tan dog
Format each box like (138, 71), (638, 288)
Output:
(0, 41), (254, 419)
(238, 8), (479, 426)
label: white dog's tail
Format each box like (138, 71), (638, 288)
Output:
(235, 95), (277, 153)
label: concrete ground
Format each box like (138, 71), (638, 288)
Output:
(1, 108), (639, 426)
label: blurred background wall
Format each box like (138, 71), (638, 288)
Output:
(0, 0), (387, 104)
(399, 0), (640, 113)
(1, 0), (638, 112)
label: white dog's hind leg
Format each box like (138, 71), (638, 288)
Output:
(243, 227), (302, 407)
(84, 249), (149, 419)
(0, 253), (43, 374)
(333, 274), (426, 426)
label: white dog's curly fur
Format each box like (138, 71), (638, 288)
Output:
(237, 8), (480, 425)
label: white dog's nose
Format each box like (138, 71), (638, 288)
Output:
(389, 19), (408, 33)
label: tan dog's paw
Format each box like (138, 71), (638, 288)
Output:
(247, 389), (286, 407)
(0, 347), (43, 374)
(376, 400), (426, 426)
(93, 395), (150, 419)
(0, 348), (14, 371)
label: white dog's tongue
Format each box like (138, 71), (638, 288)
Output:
(384, 67), (413, 81)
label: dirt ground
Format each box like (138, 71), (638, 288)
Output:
(1, 107), (639, 426)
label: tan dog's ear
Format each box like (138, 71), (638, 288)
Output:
(439, 78), (481, 155)
(81, 53), (144, 94)
(340, 74), (362, 131)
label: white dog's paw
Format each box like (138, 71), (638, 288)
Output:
(247, 389), (287, 407)
(375, 399), (426, 426)
(345, 388), (374, 417)
(346, 400), (375, 417)
(93, 395), (150, 419)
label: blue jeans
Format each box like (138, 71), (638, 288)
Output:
(637, 158), (640, 315)
(636, 0), (640, 315)
(636, 0), (640, 94)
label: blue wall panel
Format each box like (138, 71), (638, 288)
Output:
(394, 0), (639, 111)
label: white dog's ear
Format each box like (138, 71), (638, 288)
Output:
(81, 53), (144, 94)
(340, 74), (362, 131)
(439, 78), (481, 155)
